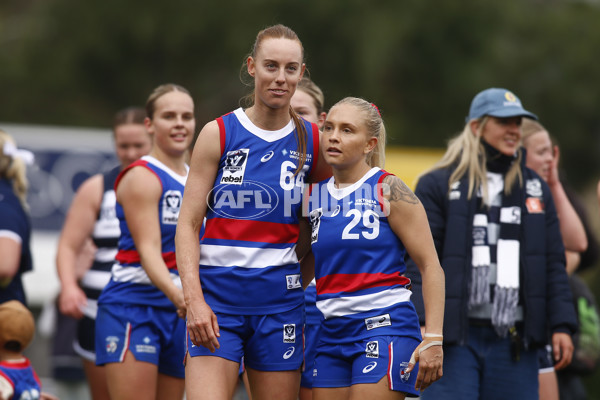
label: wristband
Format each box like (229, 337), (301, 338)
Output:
(424, 333), (443, 338)
(409, 336), (443, 365)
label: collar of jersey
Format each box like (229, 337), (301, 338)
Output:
(234, 108), (295, 142)
(326, 167), (380, 200)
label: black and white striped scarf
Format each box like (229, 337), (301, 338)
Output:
(469, 141), (522, 338)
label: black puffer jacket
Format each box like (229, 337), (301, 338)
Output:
(406, 159), (577, 347)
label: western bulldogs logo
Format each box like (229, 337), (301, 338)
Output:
(400, 361), (411, 383)
(366, 341), (379, 358)
(309, 208), (323, 244)
(283, 324), (296, 343)
(162, 190), (182, 225)
(105, 336), (119, 354)
(221, 148), (249, 185)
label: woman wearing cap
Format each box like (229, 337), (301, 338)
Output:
(0, 130), (35, 305)
(405, 88), (577, 399)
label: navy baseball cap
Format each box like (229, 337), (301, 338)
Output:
(467, 88), (537, 121)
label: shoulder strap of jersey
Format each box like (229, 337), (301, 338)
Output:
(377, 169), (394, 216)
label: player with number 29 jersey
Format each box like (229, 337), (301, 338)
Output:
(307, 167), (421, 344)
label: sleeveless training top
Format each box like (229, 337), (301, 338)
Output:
(199, 108), (319, 315)
(307, 168), (421, 343)
(80, 165), (120, 319)
(98, 156), (188, 309)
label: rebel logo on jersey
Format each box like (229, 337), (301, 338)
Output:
(221, 148), (249, 185)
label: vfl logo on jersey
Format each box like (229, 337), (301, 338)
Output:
(261, 151), (274, 162)
(283, 324), (296, 343)
(221, 148), (249, 185)
(365, 314), (391, 331)
(162, 190), (183, 225)
(309, 208), (323, 244)
(286, 274), (301, 290)
(105, 336), (120, 354)
(366, 341), (379, 358)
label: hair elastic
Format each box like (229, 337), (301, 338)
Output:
(370, 103), (381, 117)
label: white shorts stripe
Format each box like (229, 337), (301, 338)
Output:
(119, 322), (131, 362)
(199, 244), (298, 268)
(388, 341), (394, 390)
(316, 287), (412, 319)
(73, 339), (96, 362)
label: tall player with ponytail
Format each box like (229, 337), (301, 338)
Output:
(305, 97), (445, 399)
(176, 24), (330, 400)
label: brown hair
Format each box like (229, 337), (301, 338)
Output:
(243, 24), (308, 176)
(113, 106), (146, 132)
(145, 83), (191, 120)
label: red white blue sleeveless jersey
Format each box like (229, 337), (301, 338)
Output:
(199, 108), (320, 315)
(98, 156), (187, 309)
(307, 168), (421, 343)
(0, 358), (41, 399)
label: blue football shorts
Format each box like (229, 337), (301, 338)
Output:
(187, 304), (304, 372)
(313, 335), (420, 396)
(95, 303), (186, 378)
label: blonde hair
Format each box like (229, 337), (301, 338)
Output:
(521, 118), (546, 146)
(0, 130), (29, 208)
(242, 24), (307, 176)
(420, 117), (523, 201)
(331, 97), (386, 169)
(297, 76), (325, 115)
